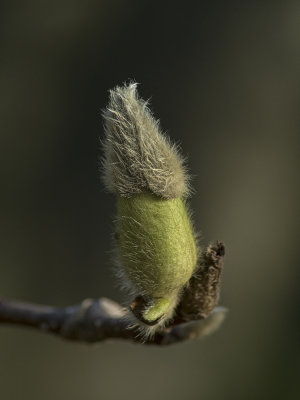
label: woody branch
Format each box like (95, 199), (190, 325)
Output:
(0, 242), (226, 346)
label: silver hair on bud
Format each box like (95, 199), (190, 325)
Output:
(102, 82), (190, 199)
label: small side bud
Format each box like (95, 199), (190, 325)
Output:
(176, 242), (225, 321)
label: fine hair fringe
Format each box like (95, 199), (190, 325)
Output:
(102, 82), (190, 199)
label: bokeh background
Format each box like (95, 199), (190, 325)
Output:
(0, 1), (299, 399)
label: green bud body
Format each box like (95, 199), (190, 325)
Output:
(117, 192), (198, 323)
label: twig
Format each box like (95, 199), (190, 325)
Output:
(0, 242), (226, 345)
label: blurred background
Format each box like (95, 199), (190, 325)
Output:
(0, 1), (299, 399)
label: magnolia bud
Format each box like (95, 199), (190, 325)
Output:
(102, 83), (198, 339)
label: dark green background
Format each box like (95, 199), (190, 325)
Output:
(0, 1), (299, 399)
